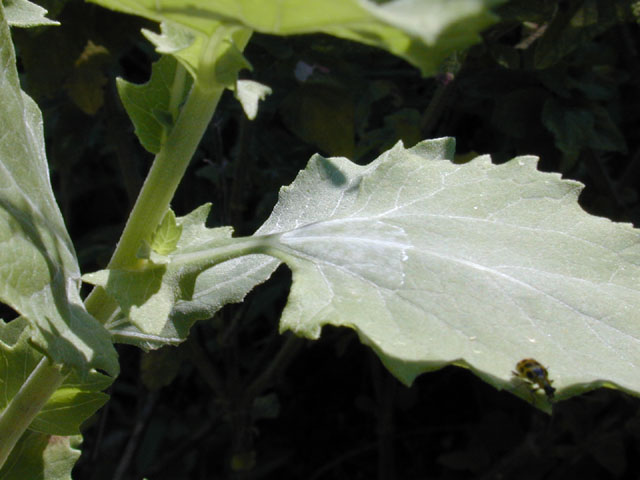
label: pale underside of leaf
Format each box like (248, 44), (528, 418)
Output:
(259, 137), (640, 399)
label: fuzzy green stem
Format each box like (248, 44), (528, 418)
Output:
(171, 235), (275, 266)
(83, 26), (255, 326)
(85, 81), (225, 321)
(83, 27), (255, 322)
(109, 82), (225, 270)
(0, 359), (66, 467)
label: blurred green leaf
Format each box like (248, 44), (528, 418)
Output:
(11, 16), (84, 100)
(280, 84), (355, 157)
(542, 97), (627, 155)
(65, 40), (111, 115)
(89, 0), (504, 77)
(534, 0), (633, 69)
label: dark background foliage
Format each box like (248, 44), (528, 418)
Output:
(10, 0), (640, 478)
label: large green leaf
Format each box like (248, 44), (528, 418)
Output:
(0, 4), (117, 376)
(89, 0), (503, 76)
(260, 137), (640, 405)
(83, 137), (640, 408)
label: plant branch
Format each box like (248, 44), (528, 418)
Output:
(84, 29), (254, 323)
(107, 82), (225, 270)
(85, 82), (225, 322)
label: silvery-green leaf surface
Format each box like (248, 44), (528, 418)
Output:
(0, 4), (117, 376)
(85, 135), (640, 407)
(259, 137), (640, 405)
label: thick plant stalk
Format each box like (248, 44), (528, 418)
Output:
(105, 27), (248, 273)
(84, 28), (252, 322)
(85, 80), (225, 322)
(108, 81), (225, 270)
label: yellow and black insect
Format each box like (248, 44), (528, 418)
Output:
(513, 358), (555, 400)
